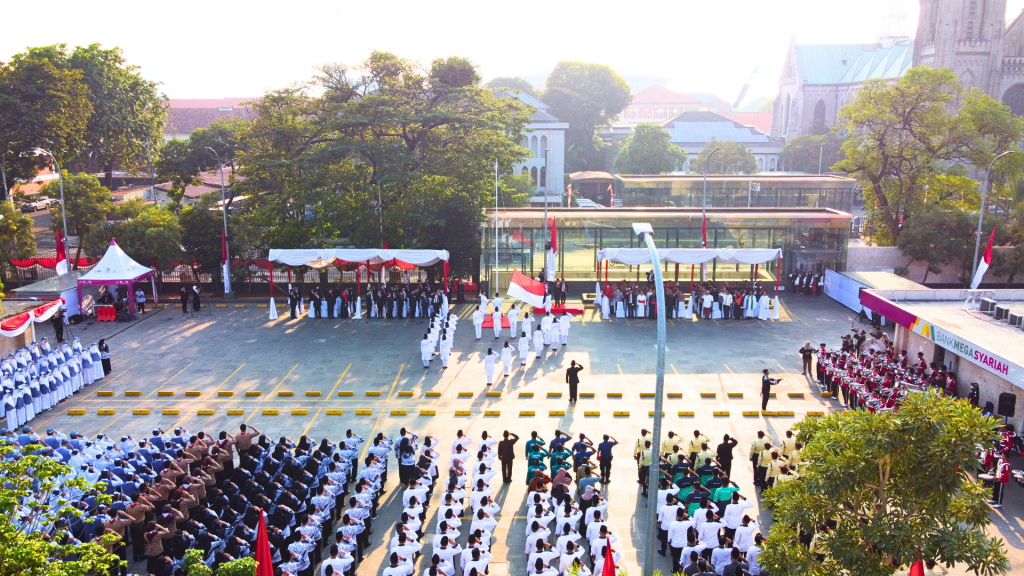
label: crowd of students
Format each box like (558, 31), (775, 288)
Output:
(598, 280), (775, 321)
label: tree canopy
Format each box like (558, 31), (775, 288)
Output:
(543, 62), (631, 172)
(895, 205), (977, 283)
(485, 76), (537, 98)
(613, 123), (686, 174)
(43, 172), (113, 267)
(690, 139), (757, 175)
(835, 67), (1024, 245)
(761, 393), (1007, 576)
(780, 132), (846, 174)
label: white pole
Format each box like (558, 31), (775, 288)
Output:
(494, 159), (499, 294)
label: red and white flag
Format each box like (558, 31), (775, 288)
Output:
(602, 537), (617, 576)
(607, 183), (614, 206)
(567, 183), (572, 206)
(55, 228), (69, 276)
(971, 227), (996, 289)
(507, 270), (546, 308)
(254, 509), (274, 576)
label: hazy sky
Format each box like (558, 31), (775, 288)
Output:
(4, 0), (1024, 105)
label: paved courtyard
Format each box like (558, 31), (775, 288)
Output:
(26, 294), (1024, 575)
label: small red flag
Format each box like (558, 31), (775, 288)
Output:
(254, 509), (274, 576)
(602, 537), (616, 576)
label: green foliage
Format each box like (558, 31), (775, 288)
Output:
(485, 76), (538, 98)
(182, 549), (213, 576)
(179, 196), (225, 285)
(896, 206), (975, 283)
(116, 204), (183, 270)
(189, 117), (246, 173)
(613, 123), (686, 174)
(761, 393), (1007, 576)
(235, 51), (531, 277)
(543, 62), (631, 172)
(216, 556), (258, 576)
(155, 138), (202, 208)
(0, 197), (38, 262)
(690, 139), (757, 175)
(835, 67), (1024, 245)
(0, 445), (120, 576)
(780, 132), (846, 174)
(0, 53), (92, 200)
(43, 171), (114, 267)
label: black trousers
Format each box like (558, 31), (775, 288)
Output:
(720, 458), (732, 477)
(658, 527), (668, 553)
(670, 545), (683, 573)
(761, 392), (770, 410)
(600, 456), (612, 481)
(501, 459), (513, 482)
(639, 466), (650, 495)
(569, 382), (578, 402)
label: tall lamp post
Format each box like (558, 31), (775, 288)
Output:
(31, 148), (70, 267)
(974, 150), (1015, 278)
(701, 147), (720, 281)
(205, 147), (232, 296)
(633, 222), (667, 576)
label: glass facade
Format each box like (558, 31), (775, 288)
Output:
(569, 174), (859, 213)
(481, 207), (851, 286)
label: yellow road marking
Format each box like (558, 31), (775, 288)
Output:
(145, 362), (193, 399)
(301, 408), (324, 436)
(210, 363), (246, 395)
(97, 412), (127, 433)
(723, 363), (735, 375)
(263, 364), (299, 402)
(326, 364), (352, 400)
(617, 364), (624, 375)
(359, 363), (405, 463)
(670, 364), (679, 375)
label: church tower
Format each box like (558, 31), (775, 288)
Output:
(914, 0), (1006, 96)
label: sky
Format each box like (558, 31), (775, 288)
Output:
(3, 0), (1024, 106)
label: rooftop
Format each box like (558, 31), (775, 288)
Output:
(794, 40), (913, 85)
(485, 206), (852, 221)
(659, 111), (784, 148)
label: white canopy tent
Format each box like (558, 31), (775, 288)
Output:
(76, 240), (157, 318)
(266, 249), (451, 320)
(596, 248), (782, 266)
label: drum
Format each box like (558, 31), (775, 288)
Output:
(978, 473), (996, 488)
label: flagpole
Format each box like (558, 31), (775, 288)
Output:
(495, 159), (499, 294)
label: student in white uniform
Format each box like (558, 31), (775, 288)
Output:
(500, 342), (513, 377)
(507, 304), (520, 338)
(483, 348), (499, 386)
(491, 293), (503, 315)
(541, 314), (554, 346)
(534, 327), (545, 358)
(521, 312), (533, 337)
(491, 309), (502, 339)
(420, 335), (433, 368)
(472, 306), (485, 340)
(518, 332), (531, 367)
(439, 335), (452, 369)
(558, 313), (571, 346)
(480, 292), (489, 311)
(758, 292), (770, 321)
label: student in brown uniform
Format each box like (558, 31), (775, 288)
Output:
(125, 492), (155, 562)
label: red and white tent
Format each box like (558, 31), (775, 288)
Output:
(0, 298), (65, 338)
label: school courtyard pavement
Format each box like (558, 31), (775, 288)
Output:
(28, 294), (1024, 575)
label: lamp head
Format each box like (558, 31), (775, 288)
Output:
(632, 222), (653, 240)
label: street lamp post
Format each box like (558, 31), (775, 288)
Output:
(205, 148), (232, 296)
(544, 147), (551, 281)
(32, 148), (70, 266)
(634, 222), (667, 576)
(974, 150), (1015, 279)
(701, 147), (720, 281)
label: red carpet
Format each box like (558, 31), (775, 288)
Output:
(481, 315), (511, 329)
(543, 305), (584, 315)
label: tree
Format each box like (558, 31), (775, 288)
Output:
(485, 76), (537, 98)
(896, 206), (976, 283)
(17, 44), (166, 186)
(761, 393), (1007, 576)
(690, 139), (757, 175)
(155, 138), (202, 208)
(188, 117), (247, 173)
(835, 67), (1024, 245)
(179, 196), (224, 288)
(613, 123), (686, 174)
(0, 200), (37, 297)
(543, 62), (631, 172)
(0, 444), (120, 576)
(117, 204), (183, 271)
(0, 55), (91, 201)
(780, 132), (846, 174)
(43, 172), (113, 268)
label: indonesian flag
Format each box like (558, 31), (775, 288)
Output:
(254, 509), (274, 576)
(546, 218), (557, 281)
(601, 538), (617, 576)
(55, 229), (69, 275)
(567, 183), (572, 206)
(908, 557), (924, 576)
(507, 270), (545, 308)
(701, 215), (707, 248)
(971, 227), (996, 289)
(607, 183), (614, 206)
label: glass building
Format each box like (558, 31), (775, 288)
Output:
(481, 207), (852, 289)
(567, 172), (859, 213)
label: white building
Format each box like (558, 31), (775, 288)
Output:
(505, 92), (567, 205)
(659, 112), (786, 173)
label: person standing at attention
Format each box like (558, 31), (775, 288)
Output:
(497, 431), (519, 483)
(135, 288), (146, 314)
(483, 348), (500, 386)
(597, 435), (618, 483)
(472, 306), (485, 340)
(799, 341), (814, 376)
(179, 286), (189, 314)
(760, 369), (773, 411)
(565, 360), (584, 403)
(99, 339), (112, 375)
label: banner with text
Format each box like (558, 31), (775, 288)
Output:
(910, 317), (1023, 387)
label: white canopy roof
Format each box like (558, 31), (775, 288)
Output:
(597, 248), (781, 266)
(77, 240), (155, 284)
(268, 248), (449, 267)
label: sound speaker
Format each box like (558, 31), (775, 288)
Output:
(998, 392), (1016, 418)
